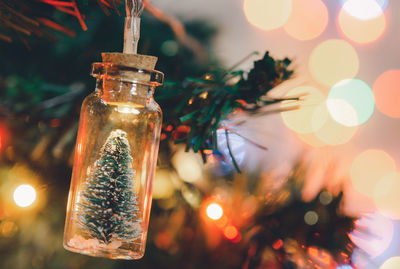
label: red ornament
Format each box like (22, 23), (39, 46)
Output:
(172, 125), (191, 141)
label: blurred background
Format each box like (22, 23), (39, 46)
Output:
(0, 0), (399, 268)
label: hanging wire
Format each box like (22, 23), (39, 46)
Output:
(125, 0), (144, 17)
(123, 0), (207, 60)
(123, 0), (144, 54)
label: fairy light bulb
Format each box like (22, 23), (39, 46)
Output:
(206, 203), (224, 220)
(13, 184), (37, 208)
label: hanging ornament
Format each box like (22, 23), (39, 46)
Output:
(63, 0), (164, 259)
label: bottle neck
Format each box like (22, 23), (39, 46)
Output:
(97, 78), (154, 106)
(91, 61), (164, 106)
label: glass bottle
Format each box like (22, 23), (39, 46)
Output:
(63, 53), (163, 259)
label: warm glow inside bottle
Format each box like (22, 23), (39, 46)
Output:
(63, 53), (163, 259)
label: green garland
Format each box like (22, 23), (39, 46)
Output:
(157, 52), (293, 170)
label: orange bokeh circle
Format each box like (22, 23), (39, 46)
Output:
(284, 0), (328, 41)
(373, 70), (400, 118)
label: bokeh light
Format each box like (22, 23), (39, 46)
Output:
(223, 225), (239, 240)
(281, 86), (325, 134)
(0, 123), (10, 152)
(307, 247), (334, 267)
(373, 70), (400, 118)
(327, 79), (375, 126)
(312, 103), (358, 146)
(374, 172), (400, 219)
(13, 184), (37, 207)
(339, 7), (386, 44)
(161, 40), (179, 57)
(181, 185), (202, 209)
(380, 256), (400, 269)
(206, 203), (224, 220)
(153, 169), (175, 199)
(0, 220), (18, 238)
(297, 132), (327, 148)
(283, 0), (328, 41)
(350, 149), (396, 197)
(341, 0), (385, 20)
(243, 0), (292, 30)
(319, 191), (333, 205)
(326, 99), (358, 127)
(293, 98), (358, 147)
(309, 39), (359, 87)
(272, 239), (284, 250)
(376, 0), (389, 10)
(340, 0), (389, 13)
(304, 210), (319, 225)
(172, 149), (203, 183)
(350, 213), (394, 258)
(281, 82), (359, 147)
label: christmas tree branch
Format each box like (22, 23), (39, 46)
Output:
(225, 128), (241, 173)
(158, 51), (294, 172)
(0, 0), (209, 60)
(222, 127), (268, 151)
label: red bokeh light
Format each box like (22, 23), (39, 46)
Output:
(223, 225), (239, 241)
(272, 239), (283, 250)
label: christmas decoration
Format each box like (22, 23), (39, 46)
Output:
(64, 52), (164, 259)
(0, 1), (363, 268)
(63, 0), (166, 259)
(73, 129), (142, 248)
(158, 51), (294, 172)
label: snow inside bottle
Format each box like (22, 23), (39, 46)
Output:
(63, 53), (163, 259)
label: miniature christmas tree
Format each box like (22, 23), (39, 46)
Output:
(77, 129), (142, 245)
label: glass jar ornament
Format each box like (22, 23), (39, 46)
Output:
(63, 53), (163, 259)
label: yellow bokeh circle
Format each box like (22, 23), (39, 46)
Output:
(243, 0), (292, 30)
(297, 133), (326, 148)
(350, 149), (396, 197)
(312, 103), (358, 146)
(309, 39), (359, 87)
(281, 86), (325, 134)
(380, 257), (400, 269)
(339, 7), (386, 44)
(374, 172), (400, 220)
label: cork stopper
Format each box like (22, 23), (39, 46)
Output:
(101, 52), (158, 70)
